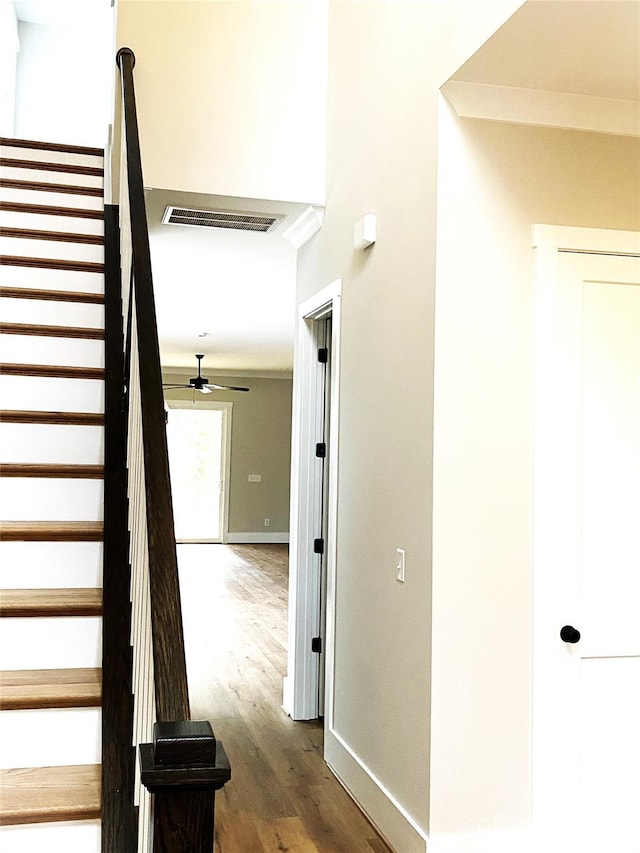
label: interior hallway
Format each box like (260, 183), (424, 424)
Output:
(177, 543), (391, 852)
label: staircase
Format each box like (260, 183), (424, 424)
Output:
(0, 137), (105, 852)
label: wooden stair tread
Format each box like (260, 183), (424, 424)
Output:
(0, 179), (104, 198)
(0, 157), (104, 178)
(0, 200), (104, 219)
(0, 256), (104, 274)
(0, 667), (101, 710)
(0, 521), (103, 541)
(0, 588), (103, 617)
(0, 410), (104, 426)
(0, 764), (101, 825)
(0, 322), (104, 340)
(0, 463), (104, 478)
(1, 137), (104, 157)
(0, 363), (104, 380)
(0, 226), (103, 245)
(0, 286), (104, 304)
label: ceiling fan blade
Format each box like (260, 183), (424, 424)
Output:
(205, 383), (250, 392)
(162, 384), (190, 389)
(199, 385), (213, 394)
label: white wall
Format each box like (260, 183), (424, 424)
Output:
(14, 9), (114, 147)
(116, 0), (328, 205)
(0, 1), (18, 135)
(295, 3), (524, 850)
(430, 105), (640, 839)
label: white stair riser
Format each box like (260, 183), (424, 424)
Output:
(0, 479), (103, 522)
(0, 187), (103, 211)
(0, 210), (104, 236)
(0, 237), (104, 264)
(0, 376), (104, 413)
(0, 542), (102, 589)
(0, 298), (104, 328)
(0, 166), (103, 190)
(0, 335), (104, 369)
(0, 617), (102, 669)
(0, 424), (104, 465)
(1, 145), (103, 170)
(0, 821), (100, 853)
(0, 266), (104, 294)
(0, 708), (101, 767)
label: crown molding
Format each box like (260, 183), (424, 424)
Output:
(442, 80), (640, 138)
(281, 205), (325, 249)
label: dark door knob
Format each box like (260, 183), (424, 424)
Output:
(560, 625), (581, 644)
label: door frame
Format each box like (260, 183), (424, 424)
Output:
(531, 225), (640, 839)
(165, 399), (233, 544)
(284, 278), (342, 721)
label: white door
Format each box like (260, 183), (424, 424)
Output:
(165, 402), (232, 543)
(534, 235), (640, 852)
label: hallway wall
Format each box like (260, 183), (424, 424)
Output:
(295, 2), (524, 850)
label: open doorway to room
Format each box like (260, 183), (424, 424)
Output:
(285, 279), (342, 724)
(166, 401), (233, 543)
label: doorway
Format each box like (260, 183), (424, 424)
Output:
(166, 401), (233, 543)
(532, 226), (640, 851)
(284, 279), (342, 723)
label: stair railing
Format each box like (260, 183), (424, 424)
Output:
(102, 47), (230, 853)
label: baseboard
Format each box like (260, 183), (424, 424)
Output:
(226, 532), (289, 544)
(324, 726), (429, 853)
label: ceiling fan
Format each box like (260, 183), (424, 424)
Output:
(163, 354), (250, 395)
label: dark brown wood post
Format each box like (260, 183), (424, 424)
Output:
(140, 721), (231, 852)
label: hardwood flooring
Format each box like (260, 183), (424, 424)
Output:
(177, 544), (392, 853)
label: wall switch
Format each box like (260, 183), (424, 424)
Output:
(396, 548), (405, 583)
(248, 474), (262, 482)
(264, 518), (271, 527)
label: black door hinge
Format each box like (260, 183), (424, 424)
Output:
(315, 442), (326, 458)
(314, 538), (324, 555)
(318, 347), (328, 363)
(312, 636), (322, 654)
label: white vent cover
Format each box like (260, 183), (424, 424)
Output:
(162, 206), (282, 233)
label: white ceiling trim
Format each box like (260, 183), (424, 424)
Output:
(442, 81), (640, 138)
(281, 205), (324, 249)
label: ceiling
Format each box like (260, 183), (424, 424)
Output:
(452, 0), (640, 102)
(145, 189), (309, 374)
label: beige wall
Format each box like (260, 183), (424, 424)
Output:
(116, 0), (327, 204)
(163, 372), (292, 535)
(296, 0), (636, 848)
(298, 3), (522, 844)
(431, 108), (640, 836)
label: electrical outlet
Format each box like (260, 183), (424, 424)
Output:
(264, 518), (271, 527)
(248, 474), (262, 483)
(396, 548), (405, 583)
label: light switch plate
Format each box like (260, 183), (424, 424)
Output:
(396, 548), (405, 583)
(248, 474), (262, 482)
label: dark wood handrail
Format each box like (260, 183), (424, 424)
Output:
(113, 46), (231, 852)
(116, 46), (189, 722)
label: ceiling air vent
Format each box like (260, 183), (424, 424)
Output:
(162, 206), (282, 233)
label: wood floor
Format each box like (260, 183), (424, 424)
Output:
(177, 544), (392, 853)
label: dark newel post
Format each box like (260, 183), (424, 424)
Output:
(140, 721), (231, 853)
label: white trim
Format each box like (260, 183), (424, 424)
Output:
(532, 224), (640, 256)
(442, 81), (640, 138)
(226, 532), (289, 544)
(165, 400), (233, 544)
(281, 205), (325, 249)
(284, 278), (342, 721)
(324, 727), (428, 853)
